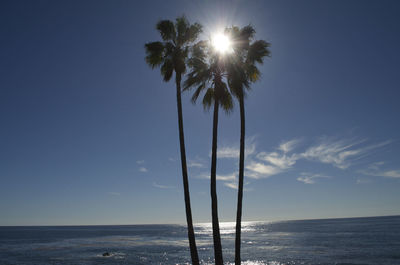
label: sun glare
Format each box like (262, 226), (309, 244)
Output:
(211, 33), (232, 54)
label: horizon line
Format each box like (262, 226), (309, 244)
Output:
(1, 214), (399, 227)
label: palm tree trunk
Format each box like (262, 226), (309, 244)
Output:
(176, 73), (199, 265)
(235, 96), (245, 265)
(211, 99), (224, 265)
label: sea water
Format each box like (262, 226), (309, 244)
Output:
(0, 215), (399, 264)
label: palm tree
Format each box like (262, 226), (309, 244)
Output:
(184, 40), (234, 265)
(144, 16), (202, 265)
(225, 26), (270, 265)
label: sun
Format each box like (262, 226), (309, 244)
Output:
(211, 33), (232, 54)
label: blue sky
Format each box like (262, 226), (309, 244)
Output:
(1, 0), (400, 225)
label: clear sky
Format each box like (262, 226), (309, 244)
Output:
(1, 0), (400, 226)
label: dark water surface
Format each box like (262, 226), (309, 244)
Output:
(0, 215), (399, 264)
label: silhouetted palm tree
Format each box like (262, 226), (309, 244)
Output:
(225, 25), (270, 265)
(144, 16), (202, 265)
(184, 40), (234, 265)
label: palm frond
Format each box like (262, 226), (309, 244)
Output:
(202, 89), (214, 111)
(145, 42), (164, 68)
(240, 25), (255, 41)
(184, 71), (201, 90)
(227, 66), (248, 98)
(176, 16), (189, 46)
(223, 25), (271, 102)
(188, 40), (207, 66)
(161, 59), (174, 81)
(184, 68), (210, 91)
(185, 23), (203, 43)
(220, 87), (234, 114)
(157, 20), (176, 42)
(245, 64), (261, 83)
(248, 40), (271, 64)
(164, 42), (176, 57)
(190, 83), (206, 104)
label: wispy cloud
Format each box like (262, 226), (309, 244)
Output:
(243, 137), (391, 179)
(152, 182), (174, 189)
(223, 181), (252, 191)
(215, 138), (256, 159)
(245, 139), (300, 179)
(196, 135), (393, 185)
(245, 161), (283, 179)
(188, 157), (206, 168)
(367, 161), (385, 170)
(195, 173), (236, 181)
(217, 173), (236, 181)
(256, 151), (297, 169)
(188, 161), (204, 168)
(379, 170), (400, 178)
(139, 167), (148, 173)
(297, 173), (330, 184)
(137, 160), (148, 172)
(223, 182), (238, 189)
(301, 138), (391, 169)
(217, 146), (240, 159)
(193, 172), (241, 190)
(360, 162), (400, 178)
(279, 139), (301, 153)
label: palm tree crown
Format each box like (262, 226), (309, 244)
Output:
(184, 40), (233, 112)
(145, 17), (202, 81)
(225, 25), (271, 99)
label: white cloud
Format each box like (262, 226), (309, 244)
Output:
(223, 179), (252, 191)
(245, 161), (283, 179)
(152, 182), (174, 189)
(194, 135), (394, 185)
(188, 157), (206, 168)
(297, 173), (330, 184)
(195, 173), (236, 181)
(301, 138), (391, 169)
(245, 141), (256, 157)
(359, 161), (400, 178)
(188, 161), (204, 168)
(364, 169), (400, 178)
(256, 151), (298, 169)
(224, 182), (238, 189)
(368, 161), (385, 170)
(217, 173), (236, 181)
(279, 139), (301, 153)
(245, 139), (300, 179)
(301, 138), (364, 169)
(380, 170), (400, 178)
(215, 138), (256, 159)
(217, 146), (240, 159)
(139, 167), (148, 172)
(136, 160), (145, 164)
(194, 172), (241, 190)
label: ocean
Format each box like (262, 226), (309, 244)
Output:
(0, 215), (399, 265)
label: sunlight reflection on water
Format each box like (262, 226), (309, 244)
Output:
(195, 221), (261, 235)
(200, 261), (286, 265)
